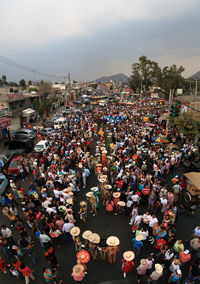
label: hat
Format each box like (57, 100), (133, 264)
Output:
(10, 180), (13, 182)
(136, 235), (143, 241)
(88, 233), (100, 244)
(123, 251), (135, 261)
(99, 178), (106, 183)
(103, 167), (108, 171)
(86, 192), (93, 198)
(105, 184), (112, 190)
(140, 259), (147, 265)
(41, 188), (47, 193)
(155, 264), (163, 273)
(82, 230), (92, 240)
(102, 150), (107, 154)
(66, 198), (73, 205)
(70, 226), (80, 237)
(70, 175), (75, 178)
(68, 192), (73, 196)
(80, 201), (87, 207)
(184, 250), (189, 254)
(113, 192), (121, 198)
(117, 201), (125, 207)
(72, 264), (84, 276)
(106, 236), (120, 246)
(76, 250), (90, 263)
(90, 187), (99, 192)
(177, 269), (182, 275)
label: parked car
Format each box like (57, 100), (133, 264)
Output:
(34, 140), (50, 153)
(15, 129), (36, 140)
(7, 155), (25, 177)
(7, 153), (39, 177)
(39, 128), (54, 136)
(43, 121), (54, 128)
(4, 139), (34, 152)
(0, 173), (8, 196)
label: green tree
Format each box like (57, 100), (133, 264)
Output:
(28, 80), (32, 86)
(172, 112), (200, 142)
(129, 56), (186, 94)
(19, 79), (26, 87)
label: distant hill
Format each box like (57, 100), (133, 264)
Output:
(95, 73), (129, 83)
(189, 71), (200, 79)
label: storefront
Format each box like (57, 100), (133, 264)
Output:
(0, 118), (11, 140)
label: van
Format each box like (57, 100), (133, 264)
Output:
(54, 117), (66, 129)
(34, 140), (49, 153)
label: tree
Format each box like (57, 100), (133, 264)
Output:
(129, 56), (186, 94)
(28, 80), (32, 86)
(19, 79), (26, 87)
(39, 81), (52, 99)
(172, 112), (200, 142)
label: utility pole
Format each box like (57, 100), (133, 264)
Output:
(195, 78), (198, 96)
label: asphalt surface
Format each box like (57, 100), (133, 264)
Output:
(0, 123), (200, 284)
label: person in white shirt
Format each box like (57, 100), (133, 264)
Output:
(149, 214), (158, 239)
(39, 231), (51, 247)
(62, 220), (74, 243)
(46, 205), (57, 215)
(53, 189), (60, 199)
(142, 212), (151, 229)
(1, 225), (14, 245)
(139, 227), (149, 240)
(42, 197), (52, 209)
(160, 195), (168, 213)
(134, 213), (142, 229)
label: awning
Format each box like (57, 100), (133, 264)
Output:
(21, 108), (36, 117)
(0, 118), (11, 129)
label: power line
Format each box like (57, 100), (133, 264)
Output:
(0, 55), (67, 79)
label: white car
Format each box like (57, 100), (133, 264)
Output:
(34, 140), (49, 153)
(99, 100), (106, 106)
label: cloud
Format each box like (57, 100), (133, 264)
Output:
(0, 0), (198, 48)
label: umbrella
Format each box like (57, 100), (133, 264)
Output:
(154, 137), (168, 143)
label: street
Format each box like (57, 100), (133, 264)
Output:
(0, 128), (199, 284)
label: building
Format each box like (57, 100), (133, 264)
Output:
(0, 88), (36, 130)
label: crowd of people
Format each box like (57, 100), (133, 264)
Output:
(0, 98), (199, 284)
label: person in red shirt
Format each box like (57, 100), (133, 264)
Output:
(154, 238), (166, 260)
(121, 251), (135, 278)
(0, 256), (8, 273)
(179, 250), (191, 264)
(19, 263), (35, 284)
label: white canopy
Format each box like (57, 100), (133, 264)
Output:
(21, 108), (35, 117)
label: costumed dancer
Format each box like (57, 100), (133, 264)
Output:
(88, 233), (100, 260)
(113, 192), (121, 216)
(78, 201), (87, 224)
(76, 250), (90, 272)
(82, 230), (92, 249)
(106, 236), (120, 264)
(86, 192), (97, 216)
(98, 238), (107, 261)
(121, 251), (135, 278)
(70, 227), (81, 252)
(90, 187), (100, 209)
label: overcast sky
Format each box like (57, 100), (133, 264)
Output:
(0, 0), (199, 82)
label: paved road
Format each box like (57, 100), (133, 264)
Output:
(0, 133), (199, 284)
